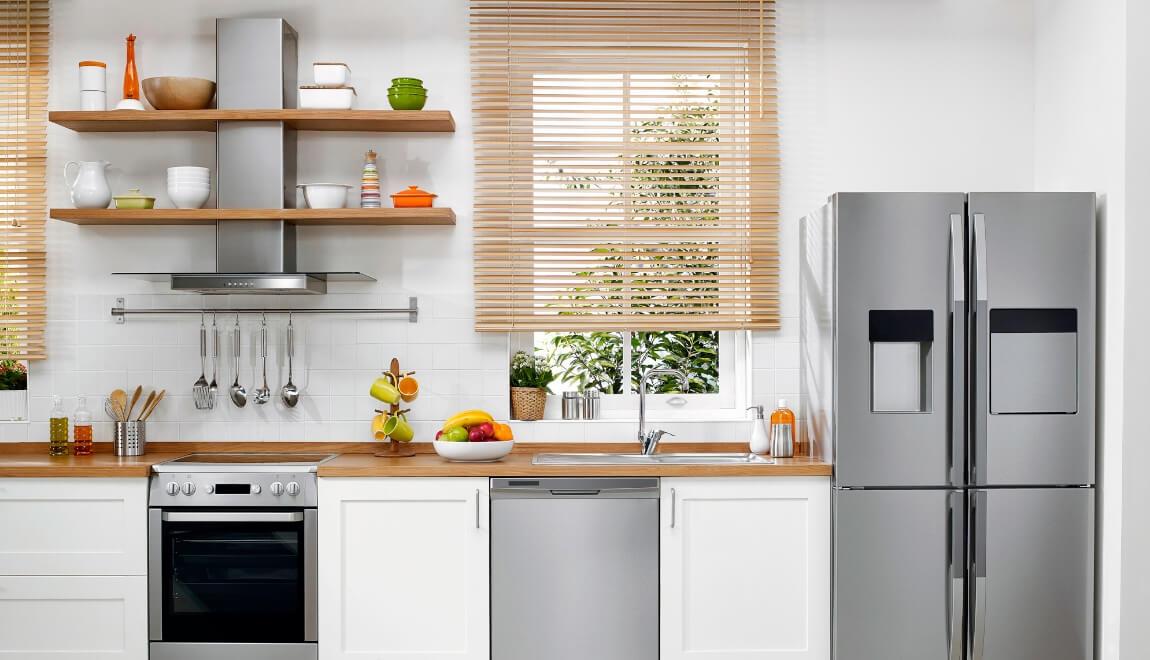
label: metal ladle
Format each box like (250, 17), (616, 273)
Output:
(253, 314), (271, 405)
(280, 312), (299, 407)
(228, 314), (248, 408)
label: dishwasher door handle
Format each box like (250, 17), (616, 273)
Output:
(670, 487), (676, 528)
(549, 490), (602, 496)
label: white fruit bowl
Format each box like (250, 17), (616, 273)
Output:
(433, 440), (514, 462)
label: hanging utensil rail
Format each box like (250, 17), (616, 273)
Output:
(110, 297), (419, 323)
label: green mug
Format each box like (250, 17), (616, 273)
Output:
(382, 413), (414, 442)
(370, 376), (401, 404)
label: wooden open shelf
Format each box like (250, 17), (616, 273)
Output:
(49, 109), (456, 133)
(50, 207), (456, 226)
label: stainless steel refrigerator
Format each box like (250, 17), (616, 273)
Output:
(800, 193), (1095, 660)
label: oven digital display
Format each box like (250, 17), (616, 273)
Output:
(213, 483), (251, 495)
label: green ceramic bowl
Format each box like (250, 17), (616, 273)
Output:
(388, 91), (427, 111)
(391, 77), (424, 86)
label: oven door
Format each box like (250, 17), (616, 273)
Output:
(149, 508), (317, 644)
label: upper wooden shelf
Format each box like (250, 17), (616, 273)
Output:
(48, 109), (456, 133)
(50, 207), (456, 226)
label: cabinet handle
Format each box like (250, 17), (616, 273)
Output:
(475, 489), (481, 529)
(670, 487), (677, 528)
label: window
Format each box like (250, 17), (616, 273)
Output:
(0, 0), (49, 363)
(533, 329), (747, 418)
(472, 0), (779, 332)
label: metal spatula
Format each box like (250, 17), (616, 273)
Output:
(193, 315), (212, 409)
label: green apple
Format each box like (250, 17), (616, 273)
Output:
(444, 426), (468, 442)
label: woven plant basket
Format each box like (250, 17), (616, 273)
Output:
(510, 387), (547, 421)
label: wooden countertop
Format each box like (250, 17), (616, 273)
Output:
(0, 443), (831, 478)
(316, 452), (830, 477)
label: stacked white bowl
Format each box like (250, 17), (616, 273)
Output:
(167, 166), (211, 209)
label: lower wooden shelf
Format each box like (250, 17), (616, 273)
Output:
(50, 207), (456, 226)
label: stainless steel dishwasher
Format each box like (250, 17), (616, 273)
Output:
(491, 477), (659, 660)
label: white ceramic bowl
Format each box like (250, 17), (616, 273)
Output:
(297, 183), (350, 209)
(168, 178), (211, 186)
(432, 440), (515, 462)
(167, 184), (211, 209)
(168, 166), (209, 175)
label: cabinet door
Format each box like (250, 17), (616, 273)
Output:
(318, 478), (489, 660)
(661, 477), (830, 660)
(0, 479), (147, 575)
(0, 575), (147, 659)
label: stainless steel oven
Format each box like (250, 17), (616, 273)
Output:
(148, 454), (331, 660)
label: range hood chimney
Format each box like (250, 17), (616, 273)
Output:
(154, 18), (372, 294)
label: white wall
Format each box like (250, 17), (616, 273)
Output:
(0, 0), (1038, 443)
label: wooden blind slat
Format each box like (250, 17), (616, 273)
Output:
(0, 0), (49, 361)
(470, 0), (778, 331)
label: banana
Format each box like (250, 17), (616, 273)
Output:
(441, 409), (494, 430)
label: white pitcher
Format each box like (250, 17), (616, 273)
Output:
(64, 160), (112, 209)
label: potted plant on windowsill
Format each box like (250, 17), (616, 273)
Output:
(509, 350), (553, 421)
(0, 360), (28, 421)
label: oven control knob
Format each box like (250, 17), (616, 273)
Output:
(270, 481), (284, 496)
(181, 482), (196, 496)
(286, 481), (301, 497)
(165, 481), (179, 496)
(204, 484), (214, 494)
(251, 484), (262, 494)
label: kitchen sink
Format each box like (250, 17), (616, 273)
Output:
(532, 452), (775, 466)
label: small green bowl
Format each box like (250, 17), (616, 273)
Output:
(389, 86), (426, 96)
(388, 92), (427, 111)
(391, 77), (423, 86)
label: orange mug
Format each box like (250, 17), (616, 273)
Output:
(398, 375), (419, 402)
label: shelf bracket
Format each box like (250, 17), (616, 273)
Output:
(110, 296), (419, 323)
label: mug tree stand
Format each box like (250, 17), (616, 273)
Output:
(374, 357), (416, 458)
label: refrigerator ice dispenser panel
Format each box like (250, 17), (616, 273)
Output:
(989, 308), (1078, 414)
(869, 310), (933, 413)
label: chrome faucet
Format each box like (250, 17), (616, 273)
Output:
(638, 367), (688, 455)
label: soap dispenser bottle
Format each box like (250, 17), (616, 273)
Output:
(747, 405), (770, 455)
(769, 398), (796, 458)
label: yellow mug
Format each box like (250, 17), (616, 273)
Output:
(382, 412), (414, 442)
(369, 376), (400, 404)
(398, 375), (419, 402)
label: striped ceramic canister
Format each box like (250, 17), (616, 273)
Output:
(361, 149), (381, 207)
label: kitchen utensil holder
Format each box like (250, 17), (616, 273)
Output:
(113, 421), (146, 456)
(110, 297), (419, 324)
(375, 357), (416, 458)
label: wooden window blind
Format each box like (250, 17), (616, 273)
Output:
(0, 0), (47, 360)
(471, 0), (778, 331)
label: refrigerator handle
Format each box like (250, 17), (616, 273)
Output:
(971, 213), (989, 483)
(947, 490), (964, 660)
(949, 214), (965, 486)
(971, 490), (988, 660)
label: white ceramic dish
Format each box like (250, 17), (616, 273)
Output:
(298, 85), (356, 110)
(167, 184), (211, 209)
(168, 166), (209, 176)
(432, 440), (515, 462)
(313, 62), (350, 87)
(297, 183), (350, 209)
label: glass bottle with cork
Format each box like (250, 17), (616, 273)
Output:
(73, 397), (93, 456)
(48, 395), (69, 456)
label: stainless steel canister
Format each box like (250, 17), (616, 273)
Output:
(769, 421), (794, 458)
(582, 389), (601, 420)
(113, 421), (146, 456)
(562, 391), (583, 420)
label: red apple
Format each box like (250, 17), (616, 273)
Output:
(478, 422), (494, 438)
(435, 429), (444, 441)
(468, 427), (484, 442)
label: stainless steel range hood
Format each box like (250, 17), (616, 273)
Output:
(121, 18), (373, 295)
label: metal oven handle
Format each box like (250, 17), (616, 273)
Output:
(161, 511), (305, 523)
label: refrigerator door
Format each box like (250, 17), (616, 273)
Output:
(968, 193), (1095, 486)
(833, 489), (963, 660)
(833, 193), (967, 487)
(969, 487), (1094, 660)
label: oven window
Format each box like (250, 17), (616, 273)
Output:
(162, 517), (304, 642)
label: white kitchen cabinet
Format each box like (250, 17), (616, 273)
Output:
(319, 477), (490, 660)
(660, 477), (830, 660)
(0, 575), (147, 659)
(0, 478), (147, 576)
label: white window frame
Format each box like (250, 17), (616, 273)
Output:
(514, 331), (751, 421)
